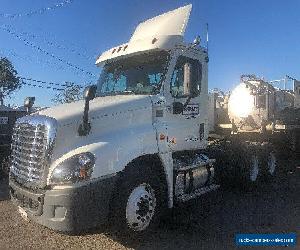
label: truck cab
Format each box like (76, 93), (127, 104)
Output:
(9, 5), (218, 234)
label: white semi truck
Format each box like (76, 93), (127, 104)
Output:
(9, 5), (276, 234)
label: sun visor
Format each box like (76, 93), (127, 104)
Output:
(130, 4), (192, 42)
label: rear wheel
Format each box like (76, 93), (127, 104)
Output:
(249, 155), (260, 182)
(267, 151), (277, 177)
(240, 146), (262, 189)
(208, 141), (262, 189)
(260, 146), (278, 180)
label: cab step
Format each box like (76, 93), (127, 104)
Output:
(176, 184), (220, 203)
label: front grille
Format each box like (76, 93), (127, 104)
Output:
(10, 115), (57, 188)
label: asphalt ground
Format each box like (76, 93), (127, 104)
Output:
(0, 162), (299, 250)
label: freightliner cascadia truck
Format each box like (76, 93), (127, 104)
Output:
(9, 5), (278, 234)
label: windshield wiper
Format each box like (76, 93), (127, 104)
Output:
(123, 90), (134, 94)
(99, 91), (135, 96)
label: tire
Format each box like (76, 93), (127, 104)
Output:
(246, 154), (260, 182)
(260, 145), (278, 180)
(206, 140), (264, 190)
(206, 147), (231, 186)
(207, 141), (260, 189)
(109, 160), (167, 236)
(239, 144), (263, 188)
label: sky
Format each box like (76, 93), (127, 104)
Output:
(0, 0), (299, 107)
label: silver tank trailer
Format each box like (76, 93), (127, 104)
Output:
(228, 75), (296, 131)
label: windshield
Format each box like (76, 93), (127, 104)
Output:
(96, 51), (169, 96)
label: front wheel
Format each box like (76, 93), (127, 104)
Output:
(125, 183), (157, 232)
(109, 161), (166, 236)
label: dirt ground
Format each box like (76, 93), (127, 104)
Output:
(0, 163), (299, 250)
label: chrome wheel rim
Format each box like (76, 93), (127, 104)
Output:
(249, 155), (259, 182)
(126, 183), (156, 232)
(268, 152), (276, 175)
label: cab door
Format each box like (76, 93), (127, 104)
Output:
(164, 54), (207, 152)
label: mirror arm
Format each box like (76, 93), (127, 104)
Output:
(78, 98), (91, 136)
(183, 96), (192, 109)
(24, 97), (35, 113)
(173, 95), (192, 115)
(83, 98), (90, 130)
(78, 85), (96, 136)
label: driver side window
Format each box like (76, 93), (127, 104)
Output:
(170, 56), (202, 98)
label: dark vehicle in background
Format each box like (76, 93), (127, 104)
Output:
(0, 98), (36, 178)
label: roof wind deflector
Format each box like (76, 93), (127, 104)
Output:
(130, 4), (192, 42)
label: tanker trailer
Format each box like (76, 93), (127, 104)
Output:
(228, 75), (275, 132)
(227, 75), (299, 151)
(227, 74), (299, 133)
(208, 75), (299, 184)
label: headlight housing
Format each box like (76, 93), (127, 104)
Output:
(50, 152), (95, 185)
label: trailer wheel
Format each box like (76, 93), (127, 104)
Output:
(258, 143), (278, 179)
(241, 147), (262, 188)
(109, 160), (166, 236)
(248, 155), (260, 182)
(266, 151), (277, 177)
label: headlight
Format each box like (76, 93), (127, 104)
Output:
(50, 152), (95, 185)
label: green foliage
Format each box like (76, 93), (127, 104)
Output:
(52, 84), (82, 104)
(0, 57), (20, 102)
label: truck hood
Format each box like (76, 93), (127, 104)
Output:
(38, 95), (152, 127)
(38, 94), (155, 162)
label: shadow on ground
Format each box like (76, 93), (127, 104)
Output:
(103, 164), (300, 249)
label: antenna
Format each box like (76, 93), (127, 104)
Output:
(206, 23), (209, 53)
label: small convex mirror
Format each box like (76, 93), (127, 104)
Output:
(24, 97), (35, 112)
(193, 35), (201, 46)
(83, 85), (97, 101)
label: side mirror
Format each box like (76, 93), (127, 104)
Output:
(83, 85), (97, 101)
(183, 62), (200, 98)
(78, 85), (97, 136)
(173, 101), (184, 114)
(24, 97), (35, 112)
(192, 35), (201, 47)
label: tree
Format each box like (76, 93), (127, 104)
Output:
(0, 57), (20, 105)
(52, 83), (83, 104)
